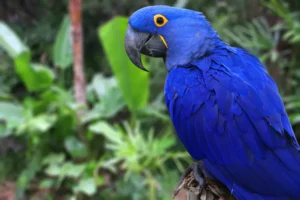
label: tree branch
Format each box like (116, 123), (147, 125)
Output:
(69, 0), (87, 111)
(173, 162), (236, 200)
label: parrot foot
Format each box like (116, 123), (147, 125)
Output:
(172, 161), (205, 199)
(172, 161), (234, 200)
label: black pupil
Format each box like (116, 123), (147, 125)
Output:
(156, 17), (164, 25)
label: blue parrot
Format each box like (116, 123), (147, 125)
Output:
(124, 5), (300, 200)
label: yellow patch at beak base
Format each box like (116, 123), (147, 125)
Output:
(158, 35), (168, 48)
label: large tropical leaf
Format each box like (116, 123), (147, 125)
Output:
(0, 21), (28, 58)
(98, 17), (149, 111)
(15, 52), (55, 92)
(53, 16), (73, 69)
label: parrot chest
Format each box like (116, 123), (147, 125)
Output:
(164, 66), (215, 160)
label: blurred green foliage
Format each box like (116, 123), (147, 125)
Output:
(99, 17), (150, 112)
(0, 0), (300, 199)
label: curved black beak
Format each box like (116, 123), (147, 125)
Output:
(125, 24), (167, 71)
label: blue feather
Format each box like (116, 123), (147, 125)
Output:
(128, 6), (300, 199)
(164, 47), (300, 199)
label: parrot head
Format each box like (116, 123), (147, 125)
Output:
(125, 5), (223, 71)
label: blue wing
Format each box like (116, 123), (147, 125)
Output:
(164, 47), (300, 199)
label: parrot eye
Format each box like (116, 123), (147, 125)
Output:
(154, 14), (168, 27)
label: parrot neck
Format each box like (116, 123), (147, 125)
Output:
(165, 36), (226, 71)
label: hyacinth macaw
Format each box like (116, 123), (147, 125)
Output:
(124, 5), (300, 200)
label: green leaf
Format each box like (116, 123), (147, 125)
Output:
(16, 153), (42, 199)
(53, 16), (73, 69)
(31, 115), (57, 132)
(99, 17), (149, 111)
(139, 107), (169, 121)
(64, 136), (88, 159)
(152, 135), (176, 154)
(0, 101), (23, 137)
(89, 121), (123, 144)
(0, 22), (28, 58)
(60, 162), (86, 178)
(0, 101), (23, 124)
(45, 162), (86, 178)
(74, 178), (97, 196)
(18, 114), (57, 134)
(83, 74), (125, 122)
(14, 52), (55, 92)
(91, 74), (118, 99)
(286, 101), (300, 110)
(43, 153), (66, 165)
(96, 86), (125, 118)
(45, 164), (61, 176)
(290, 114), (300, 125)
(39, 179), (55, 189)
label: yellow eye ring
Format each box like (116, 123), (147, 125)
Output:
(154, 14), (168, 27)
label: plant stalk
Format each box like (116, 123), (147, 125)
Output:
(69, 0), (87, 113)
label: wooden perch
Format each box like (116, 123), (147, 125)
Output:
(173, 162), (236, 200)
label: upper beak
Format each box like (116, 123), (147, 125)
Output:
(124, 24), (167, 71)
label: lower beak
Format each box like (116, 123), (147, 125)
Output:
(124, 24), (167, 71)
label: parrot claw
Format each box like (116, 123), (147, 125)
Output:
(173, 161), (234, 200)
(172, 161), (205, 199)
